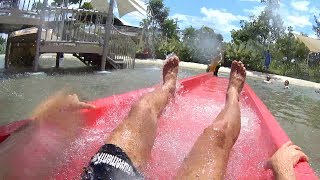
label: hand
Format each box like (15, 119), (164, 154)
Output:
(61, 94), (96, 111)
(31, 91), (95, 125)
(267, 141), (309, 180)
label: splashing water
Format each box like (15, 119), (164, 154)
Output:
(3, 77), (274, 179)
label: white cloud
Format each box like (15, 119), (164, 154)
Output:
(244, 5), (265, 15)
(291, 1), (310, 11)
(287, 15), (312, 28)
(119, 11), (146, 27)
(308, 33), (318, 39)
(171, 7), (247, 41)
(310, 7), (320, 15)
(200, 7), (247, 25)
(239, 0), (260, 2)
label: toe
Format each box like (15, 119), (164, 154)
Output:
(236, 61), (242, 72)
(240, 64), (246, 76)
(231, 60), (238, 71)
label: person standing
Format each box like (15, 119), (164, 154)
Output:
(265, 50), (271, 72)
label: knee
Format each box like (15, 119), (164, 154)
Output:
(133, 98), (154, 114)
(204, 121), (229, 148)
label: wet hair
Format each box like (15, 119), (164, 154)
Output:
(266, 75), (271, 81)
(284, 80), (289, 86)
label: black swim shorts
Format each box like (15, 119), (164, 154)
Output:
(81, 144), (143, 180)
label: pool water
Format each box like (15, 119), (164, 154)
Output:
(0, 58), (319, 176)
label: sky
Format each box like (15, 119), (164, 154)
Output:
(119, 0), (320, 42)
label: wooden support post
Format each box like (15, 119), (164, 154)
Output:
(4, 35), (10, 69)
(56, 53), (60, 68)
(33, 26), (41, 72)
(33, 0), (48, 72)
(100, 0), (115, 71)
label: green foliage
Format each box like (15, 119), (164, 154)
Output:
(51, 0), (81, 6)
(140, 0), (178, 56)
(139, 0), (223, 64)
(162, 19), (179, 40)
(137, 0), (319, 82)
(151, 25), (223, 64)
(224, 0), (320, 82)
(155, 38), (182, 59)
(225, 40), (264, 71)
(275, 27), (309, 63)
(81, 2), (93, 10)
(144, 0), (178, 39)
(31, 2), (44, 11)
(232, 12), (284, 45)
(147, 0), (169, 30)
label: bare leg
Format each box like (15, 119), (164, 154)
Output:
(106, 56), (179, 169)
(176, 61), (246, 179)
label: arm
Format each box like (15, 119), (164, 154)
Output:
(0, 91), (95, 178)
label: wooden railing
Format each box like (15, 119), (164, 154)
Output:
(0, 0), (43, 16)
(0, 1), (137, 69)
(108, 25), (136, 69)
(41, 7), (136, 68)
(41, 8), (106, 44)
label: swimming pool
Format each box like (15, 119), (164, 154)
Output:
(0, 59), (319, 175)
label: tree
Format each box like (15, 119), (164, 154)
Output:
(162, 19), (179, 40)
(147, 0), (169, 31)
(51, 0), (81, 7)
(226, 39), (265, 70)
(261, 0), (285, 43)
(232, 10), (284, 45)
(276, 27), (309, 63)
(313, 15), (320, 38)
(81, 2), (93, 10)
(226, 0), (286, 70)
(142, 0), (180, 39)
(182, 26), (196, 43)
(140, 0), (179, 56)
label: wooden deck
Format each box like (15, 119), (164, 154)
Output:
(0, 0), (138, 71)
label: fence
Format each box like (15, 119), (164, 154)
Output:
(0, 0), (137, 69)
(41, 7), (136, 68)
(0, 0), (43, 17)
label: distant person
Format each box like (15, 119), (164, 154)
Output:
(264, 75), (272, 84)
(206, 64), (210, 73)
(265, 50), (271, 72)
(207, 51), (223, 76)
(284, 80), (289, 89)
(213, 63), (221, 76)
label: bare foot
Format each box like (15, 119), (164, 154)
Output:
(163, 55), (179, 93)
(227, 61), (246, 101)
